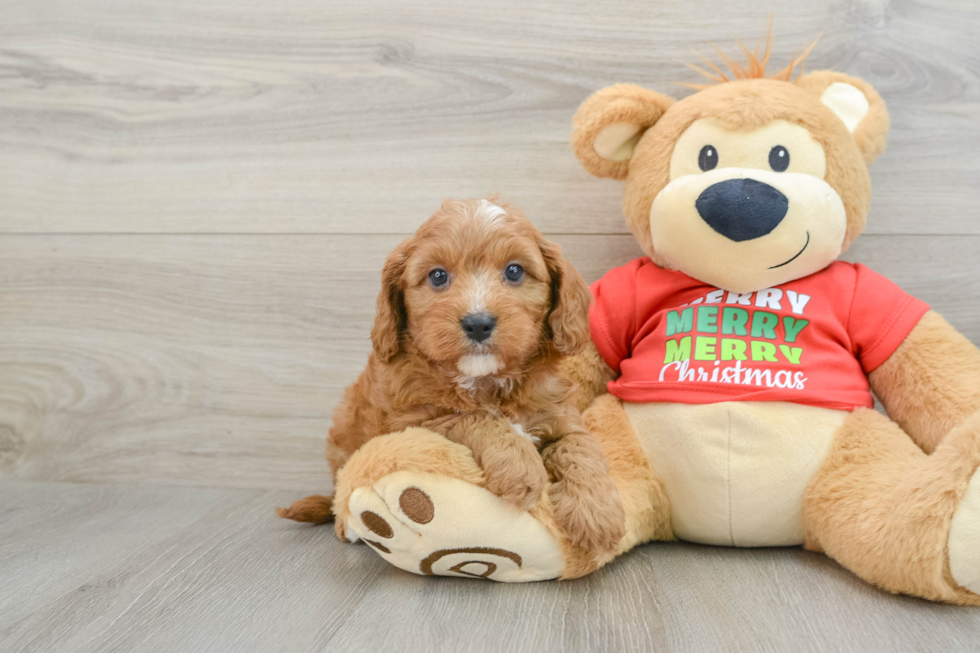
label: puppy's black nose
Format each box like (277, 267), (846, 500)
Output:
(461, 313), (496, 343)
(695, 178), (788, 242)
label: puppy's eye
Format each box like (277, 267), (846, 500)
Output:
(428, 268), (449, 288)
(698, 145), (718, 172)
(504, 263), (525, 283)
(769, 145), (790, 172)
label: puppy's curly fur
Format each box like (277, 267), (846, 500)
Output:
(279, 198), (626, 554)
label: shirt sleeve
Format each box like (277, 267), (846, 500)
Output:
(847, 263), (930, 373)
(589, 259), (641, 373)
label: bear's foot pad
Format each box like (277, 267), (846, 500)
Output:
(345, 471), (565, 582)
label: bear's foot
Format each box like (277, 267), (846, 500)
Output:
(805, 409), (980, 604)
(949, 465), (980, 595)
(345, 470), (566, 582)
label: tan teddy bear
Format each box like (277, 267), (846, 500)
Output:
(319, 35), (980, 604)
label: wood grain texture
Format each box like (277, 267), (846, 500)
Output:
(0, 0), (977, 235)
(1, 234), (977, 490)
(2, 1), (980, 648)
(1, 480), (979, 653)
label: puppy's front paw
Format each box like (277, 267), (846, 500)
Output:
(550, 477), (626, 554)
(480, 438), (548, 512)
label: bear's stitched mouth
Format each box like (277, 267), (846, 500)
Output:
(768, 231), (810, 269)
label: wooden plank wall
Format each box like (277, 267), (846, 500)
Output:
(1, 0), (978, 491)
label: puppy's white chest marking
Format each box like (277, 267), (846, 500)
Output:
(510, 421), (540, 445)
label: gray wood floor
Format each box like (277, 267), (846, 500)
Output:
(1, 0), (979, 650)
(4, 479), (980, 653)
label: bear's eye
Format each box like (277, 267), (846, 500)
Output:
(698, 145), (718, 172)
(504, 263), (525, 283)
(428, 268), (450, 288)
(769, 145), (790, 172)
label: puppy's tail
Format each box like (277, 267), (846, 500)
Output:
(276, 494), (335, 524)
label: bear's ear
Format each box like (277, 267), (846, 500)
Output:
(796, 71), (890, 165)
(571, 84), (675, 180)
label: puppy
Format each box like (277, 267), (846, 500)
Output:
(279, 198), (626, 554)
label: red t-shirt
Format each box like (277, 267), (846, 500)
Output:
(590, 258), (929, 411)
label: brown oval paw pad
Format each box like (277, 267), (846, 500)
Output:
(399, 487), (434, 524)
(360, 511), (393, 538)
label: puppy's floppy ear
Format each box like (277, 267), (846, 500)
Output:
(537, 236), (592, 356)
(796, 71), (890, 165)
(371, 239), (410, 363)
(571, 83), (675, 180)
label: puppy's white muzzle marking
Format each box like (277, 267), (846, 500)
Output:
(457, 353), (501, 378)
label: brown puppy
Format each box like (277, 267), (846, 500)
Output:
(279, 198), (626, 554)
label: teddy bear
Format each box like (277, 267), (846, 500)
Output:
(323, 36), (980, 604)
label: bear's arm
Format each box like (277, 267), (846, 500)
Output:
(560, 340), (618, 414)
(869, 310), (980, 453)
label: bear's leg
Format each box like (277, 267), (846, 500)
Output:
(561, 394), (675, 578)
(803, 408), (980, 605)
(334, 427), (566, 581)
(329, 395), (666, 581)
(585, 395), (674, 550)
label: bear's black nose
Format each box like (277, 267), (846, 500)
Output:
(461, 313), (496, 343)
(695, 178), (788, 242)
